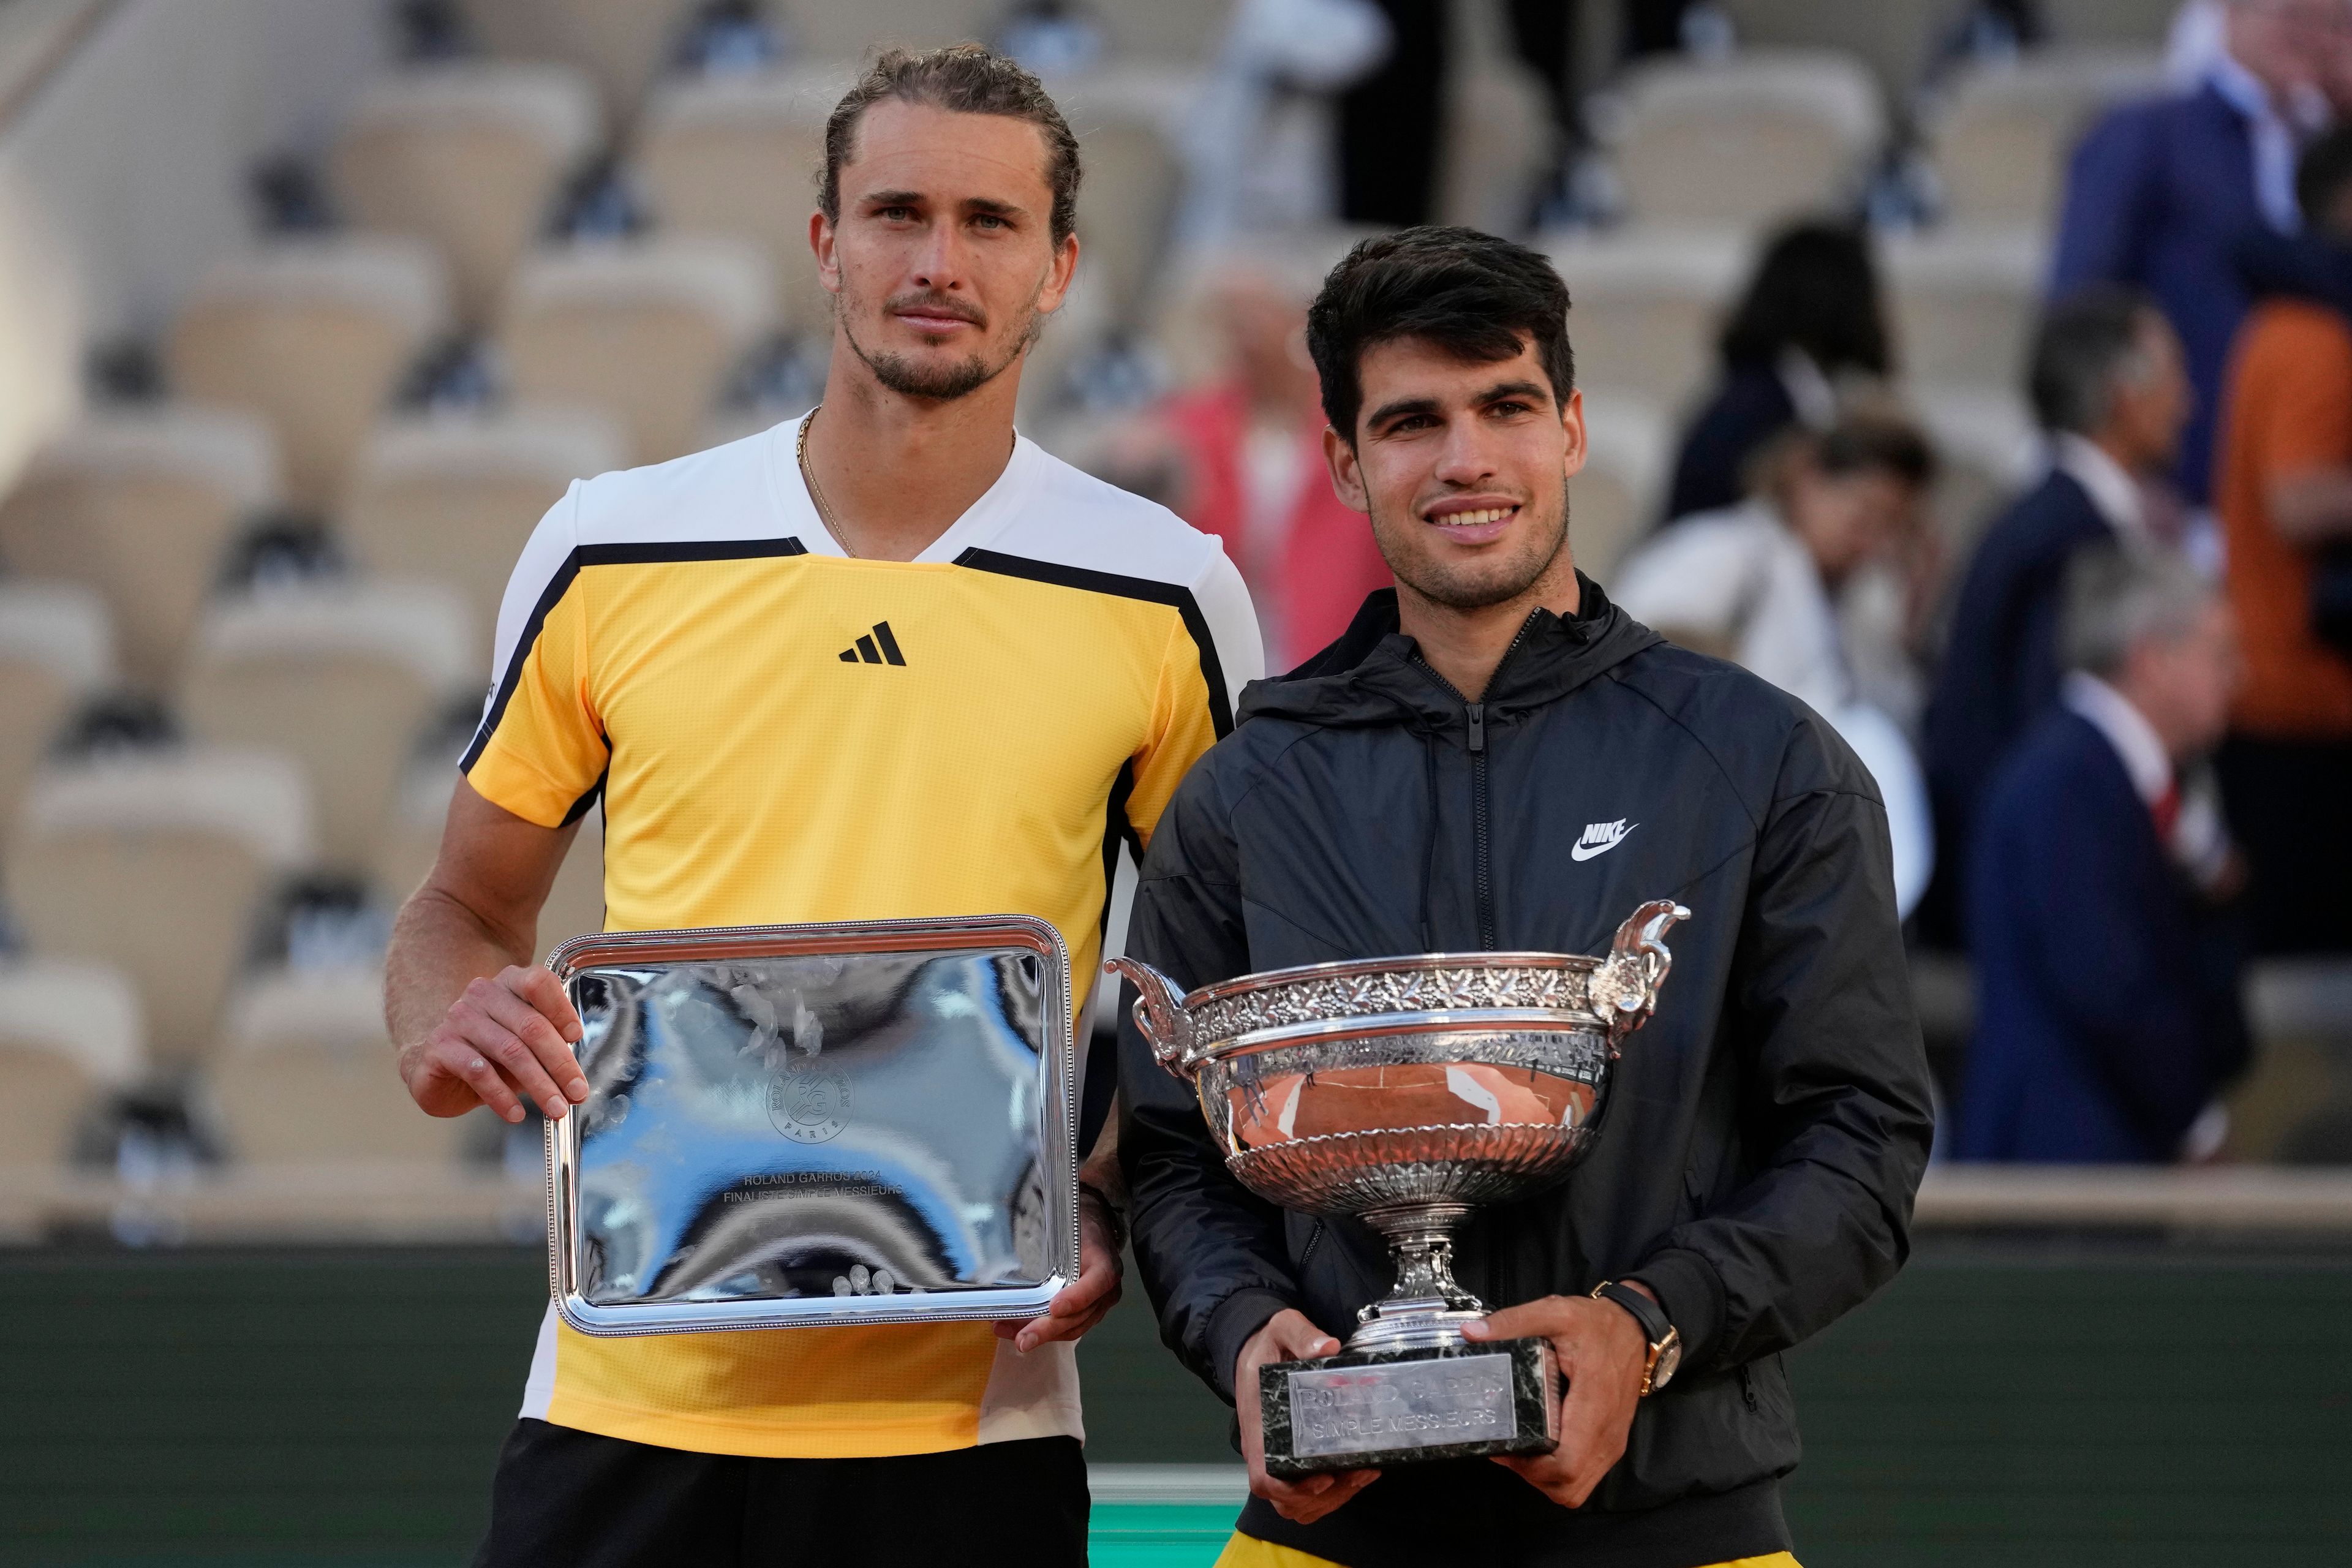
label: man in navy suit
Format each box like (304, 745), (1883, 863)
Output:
(1921, 287), (2190, 941)
(2049, 0), (2342, 503)
(1958, 546), (2251, 1163)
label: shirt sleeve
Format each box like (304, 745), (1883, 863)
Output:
(460, 481), (609, 826)
(1122, 543), (1262, 851)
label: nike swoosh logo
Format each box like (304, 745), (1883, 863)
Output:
(1570, 826), (1635, 862)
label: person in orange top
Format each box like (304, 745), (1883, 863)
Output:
(2214, 123), (2352, 952)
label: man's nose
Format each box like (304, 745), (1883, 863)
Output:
(908, 223), (970, 292)
(1431, 421), (1497, 486)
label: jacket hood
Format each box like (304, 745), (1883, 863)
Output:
(1235, 574), (1662, 733)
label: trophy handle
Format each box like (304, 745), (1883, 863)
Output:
(1104, 957), (1198, 1079)
(1590, 900), (1690, 1049)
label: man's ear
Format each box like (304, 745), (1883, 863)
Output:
(1558, 386), (1589, 483)
(1324, 423), (1370, 514)
(812, 209), (840, 295)
(1038, 230), (1080, 316)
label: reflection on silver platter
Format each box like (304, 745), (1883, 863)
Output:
(545, 917), (1077, 1335)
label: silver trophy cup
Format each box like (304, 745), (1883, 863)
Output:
(1109, 899), (1687, 1477)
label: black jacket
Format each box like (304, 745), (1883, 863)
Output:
(1117, 584), (1934, 1568)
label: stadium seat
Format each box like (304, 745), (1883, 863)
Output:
(180, 582), (476, 875)
(500, 238), (775, 464)
(1604, 48), (1885, 230)
(167, 237), (450, 510)
(456, 0), (704, 119)
(1540, 227), (1748, 410)
(1881, 227), (2044, 392)
(1574, 396), (1672, 584)
(633, 72), (834, 337)
(0, 959), (145, 1169)
(0, 405), (277, 688)
(792, 0), (1000, 61)
(332, 62), (602, 326)
(1052, 86), (1183, 323)
(0, 582), (113, 823)
(8, 748), (312, 1066)
(1910, 383), (2042, 555)
(1929, 48), (2165, 229)
(342, 409), (623, 660)
(209, 965), (470, 1162)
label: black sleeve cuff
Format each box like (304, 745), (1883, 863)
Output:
(1200, 1287), (1295, 1405)
(1627, 1246), (1727, 1371)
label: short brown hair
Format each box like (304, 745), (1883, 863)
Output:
(820, 45), (1082, 247)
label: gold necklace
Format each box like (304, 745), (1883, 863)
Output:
(796, 404), (858, 559)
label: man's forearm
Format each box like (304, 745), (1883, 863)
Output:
(383, 884), (535, 1051)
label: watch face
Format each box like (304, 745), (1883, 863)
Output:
(1651, 1335), (1681, 1391)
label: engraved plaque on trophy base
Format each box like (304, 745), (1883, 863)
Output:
(1260, 1338), (1557, 1479)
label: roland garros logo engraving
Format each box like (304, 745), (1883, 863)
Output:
(769, 1061), (850, 1144)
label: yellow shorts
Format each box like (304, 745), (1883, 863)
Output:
(1213, 1538), (1801, 1568)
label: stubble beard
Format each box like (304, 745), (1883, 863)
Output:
(1380, 485), (1572, 611)
(841, 290), (1046, 402)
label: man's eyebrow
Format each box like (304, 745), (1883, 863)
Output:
(1364, 379), (1550, 429)
(859, 188), (928, 208)
(1365, 394), (1443, 428)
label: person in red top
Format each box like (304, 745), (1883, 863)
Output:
(1144, 259), (1395, 670)
(2213, 123), (2352, 953)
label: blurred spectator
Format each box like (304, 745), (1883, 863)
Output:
(2050, 0), (2345, 505)
(1664, 221), (1891, 522)
(1923, 287), (2191, 944)
(1957, 546), (2249, 1163)
(1175, 0), (1390, 247)
(2212, 123), (2352, 952)
(1613, 414), (1938, 913)
(1336, 1), (1708, 227)
(1107, 260), (1391, 669)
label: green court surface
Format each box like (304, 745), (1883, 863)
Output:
(1089, 1499), (1240, 1568)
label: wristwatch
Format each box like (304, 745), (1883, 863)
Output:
(1592, 1280), (1681, 1395)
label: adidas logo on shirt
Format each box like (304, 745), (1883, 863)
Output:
(837, 622), (907, 666)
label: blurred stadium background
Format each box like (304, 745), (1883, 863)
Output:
(0, 0), (2343, 1563)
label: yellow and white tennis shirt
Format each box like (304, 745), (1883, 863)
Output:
(466, 414), (1260, 1458)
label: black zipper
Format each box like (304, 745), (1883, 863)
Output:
(1297, 1219), (1326, 1276)
(1411, 617), (1538, 951)
(1738, 1363), (1760, 1412)
(1468, 702), (1493, 948)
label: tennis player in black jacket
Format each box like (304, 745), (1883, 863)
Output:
(1117, 228), (1934, 1568)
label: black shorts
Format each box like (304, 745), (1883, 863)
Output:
(471, 1419), (1090, 1568)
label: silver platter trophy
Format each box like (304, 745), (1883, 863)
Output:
(544, 916), (1078, 1335)
(1110, 900), (1687, 1477)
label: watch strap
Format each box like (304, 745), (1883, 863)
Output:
(1592, 1280), (1672, 1349)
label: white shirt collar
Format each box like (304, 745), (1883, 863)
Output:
(2062, 670), (2173, 804)
(2051, 433), (2145, 536)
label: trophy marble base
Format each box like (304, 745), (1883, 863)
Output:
(1259, 1337), (1558, 1479)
